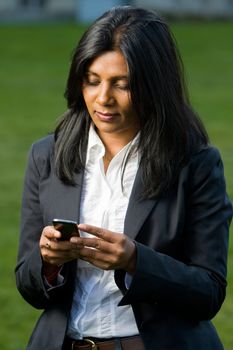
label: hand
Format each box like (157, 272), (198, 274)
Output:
(70, 224), (137, 275)
(39, 225), (83, 267)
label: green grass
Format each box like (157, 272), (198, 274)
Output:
(0, 21), (232, 349)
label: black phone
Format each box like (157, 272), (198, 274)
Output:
(53, 218), (79, 241)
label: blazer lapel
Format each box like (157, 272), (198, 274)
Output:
(43, 169), (84, 224)
(124, 167), (158, 240)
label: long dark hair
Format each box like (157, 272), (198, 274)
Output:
(55, 6), (209, 198)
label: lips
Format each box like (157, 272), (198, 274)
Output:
(95, 111), (119, 121)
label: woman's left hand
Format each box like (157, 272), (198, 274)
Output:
(70, 224), (137, 275)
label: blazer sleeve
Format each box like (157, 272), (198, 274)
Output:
(15, 138), (74, 309)
(115, 146), (233, 320)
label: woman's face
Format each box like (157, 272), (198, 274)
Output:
(82, 50), (140, 143)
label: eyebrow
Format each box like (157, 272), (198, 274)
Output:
(86, 70), (128, 80)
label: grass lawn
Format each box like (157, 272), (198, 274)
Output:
(0, 21), (232, 350)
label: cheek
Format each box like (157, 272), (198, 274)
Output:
(122, 99), (135, 116)
(118, 94), (131, 110)
(82, 91), (93, 110)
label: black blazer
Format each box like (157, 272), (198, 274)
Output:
(16, 134), (232, 350)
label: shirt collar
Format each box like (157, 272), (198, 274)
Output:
(86, 123), (140, 165)
(86, 124), (105, 165)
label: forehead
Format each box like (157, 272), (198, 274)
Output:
(86, 51), (128, 77)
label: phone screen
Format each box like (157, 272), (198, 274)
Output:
(53, 219), (79, 241)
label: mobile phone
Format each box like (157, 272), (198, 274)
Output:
(53, 218), (79, 241)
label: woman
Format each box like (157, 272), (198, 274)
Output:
(16, 6), (232, 350)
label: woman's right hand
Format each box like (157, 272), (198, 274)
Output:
(39, 225), (82, 267)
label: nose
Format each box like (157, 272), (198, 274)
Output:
(96, 82), (114, 106)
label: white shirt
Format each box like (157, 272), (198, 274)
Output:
(67, 125), (140, 339)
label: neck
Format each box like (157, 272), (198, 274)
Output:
(98, 130), (139, 159)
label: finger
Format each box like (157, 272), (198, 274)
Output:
(79, 246), (126, 270)
(45, 239), (83, 253)
(71, 236), (116, 255)
(79, 246), (112, 265)
(70, 235), (99, 247)
(42, 245), (79, 265)
(42, 226), (61, 240)
(45, 241), (51, 249)
(78, 224), (117, 242)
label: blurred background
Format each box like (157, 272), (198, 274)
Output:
(0, 1), (232, 349)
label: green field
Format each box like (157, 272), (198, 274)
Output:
(0, 21), (232, 349)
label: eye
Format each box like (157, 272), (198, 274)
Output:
(85, 79), (100, 86)
(115, 82), (129, 91)
(83, 73), (100, 87)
